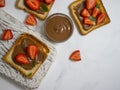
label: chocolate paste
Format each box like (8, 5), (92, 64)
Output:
(45, 14), (73, 42)
(12, 38), (47, 70)
(74, 1), (93, 30)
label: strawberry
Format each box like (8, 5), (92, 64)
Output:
(86, 0), (97, 9)
(92, 4), (101, 18)
(0, 0), (5, 7)
(44, 0), (54, 4)
(81, 8), (90, 17)
(26, 14), (37, 26)
(2, 29), (13, 40)
(27, 45), (39, 60)
(16, 53), (29, 64)
(84, 17), (96, 25)
(97, 13), (106, 24)
(26, 0), (40, 10)
(70, 50), (81, 61)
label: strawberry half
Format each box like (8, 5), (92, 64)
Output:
(86, 0), (97, 9)
(81, 8), (90, 17)
(27, 45), (39, 60)
(0, 0), (5, 7)
(97, 13), (106, 24)
(44, 0), (54, 4)
(26, 0), (40, 10)
(26, 14), (37, 26)
(92, 4), (101, 18)
(70, 50), (81, 61)
(2, 29), (13, 40)
(16, 53), (29, 64)
(84, 17), (96, 25)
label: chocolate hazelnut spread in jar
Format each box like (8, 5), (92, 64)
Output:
(45, 13), (73, 42)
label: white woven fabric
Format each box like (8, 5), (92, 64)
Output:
(0, 9), (56, 89)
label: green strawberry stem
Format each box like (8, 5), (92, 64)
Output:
(89, 16), (96, 21)
(41, 3), (48, 12)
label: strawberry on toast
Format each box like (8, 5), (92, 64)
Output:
(4, 33), (50, 78)
(70, 0), (110, 35)
(17, 0), (55, 20)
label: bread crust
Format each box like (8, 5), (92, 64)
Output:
(70, 0), (111, 35)
(4, 33), (50, 78)
(16, 0), (55, 20)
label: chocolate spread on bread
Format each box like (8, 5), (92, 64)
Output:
(24, 1), (46, 14)
(12, 35), (49, 70)
(74, 1), (92, 30)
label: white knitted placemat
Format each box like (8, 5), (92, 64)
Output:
(0, 9), (56, 89)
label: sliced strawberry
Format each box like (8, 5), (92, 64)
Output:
(84, 17), (96, 25)
(26, 0), (40, 10)
(0, 0), (5, 7)
(92, 4), (101, 18)
(97, 13), (106, 24)
(2, 29), (13, 40)
(86, 0), (97, 9)
(16, 53), (29, 64)
(92, 7), (101, 18)
(70, 50), (81, 61)
(27, 45), (39, 60)
(81, 8), (90, 17)
(26, 14), (37, 26)
(44, 0), (54, 4)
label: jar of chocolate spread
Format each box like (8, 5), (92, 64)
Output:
(45, 13), (73, 42)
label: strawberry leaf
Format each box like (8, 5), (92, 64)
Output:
(96, 4), (100, 8)
(32, 61), (36, 67)
(41, 3), (48, 12)
(28, 72), (32, 76)
(89, 16), (96, 21)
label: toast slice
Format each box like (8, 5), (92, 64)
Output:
(4, 33), (50, 78)
(16, 0), (55, 20)
(70, 0), (111, 35)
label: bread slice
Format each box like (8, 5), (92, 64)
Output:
(16, 0), (55, 20)
(4, 33), (50, 78)
(70, 0), (111, 35)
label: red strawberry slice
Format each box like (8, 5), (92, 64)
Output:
(70, 50), (81, 61)
(81, 8), (90, 17)
(84, 17), (96, 25)
(27, 45), (39, 60)
(86, 0), (97, 9)
(97, 13), (106, 24)
(0, 0), (5, 7)
(45, 0), (54, 4)
(26, 14), (37, 26)
(92, 7), (101, 18)
(16, 53), (29, 64)
(2, 29), (13, 40)
(26, 0), (40, 10)
(92, 4), (101, 18)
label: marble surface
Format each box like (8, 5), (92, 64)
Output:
(0, 0), (120, 90)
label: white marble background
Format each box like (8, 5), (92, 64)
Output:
(0, 0), (120, 90)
